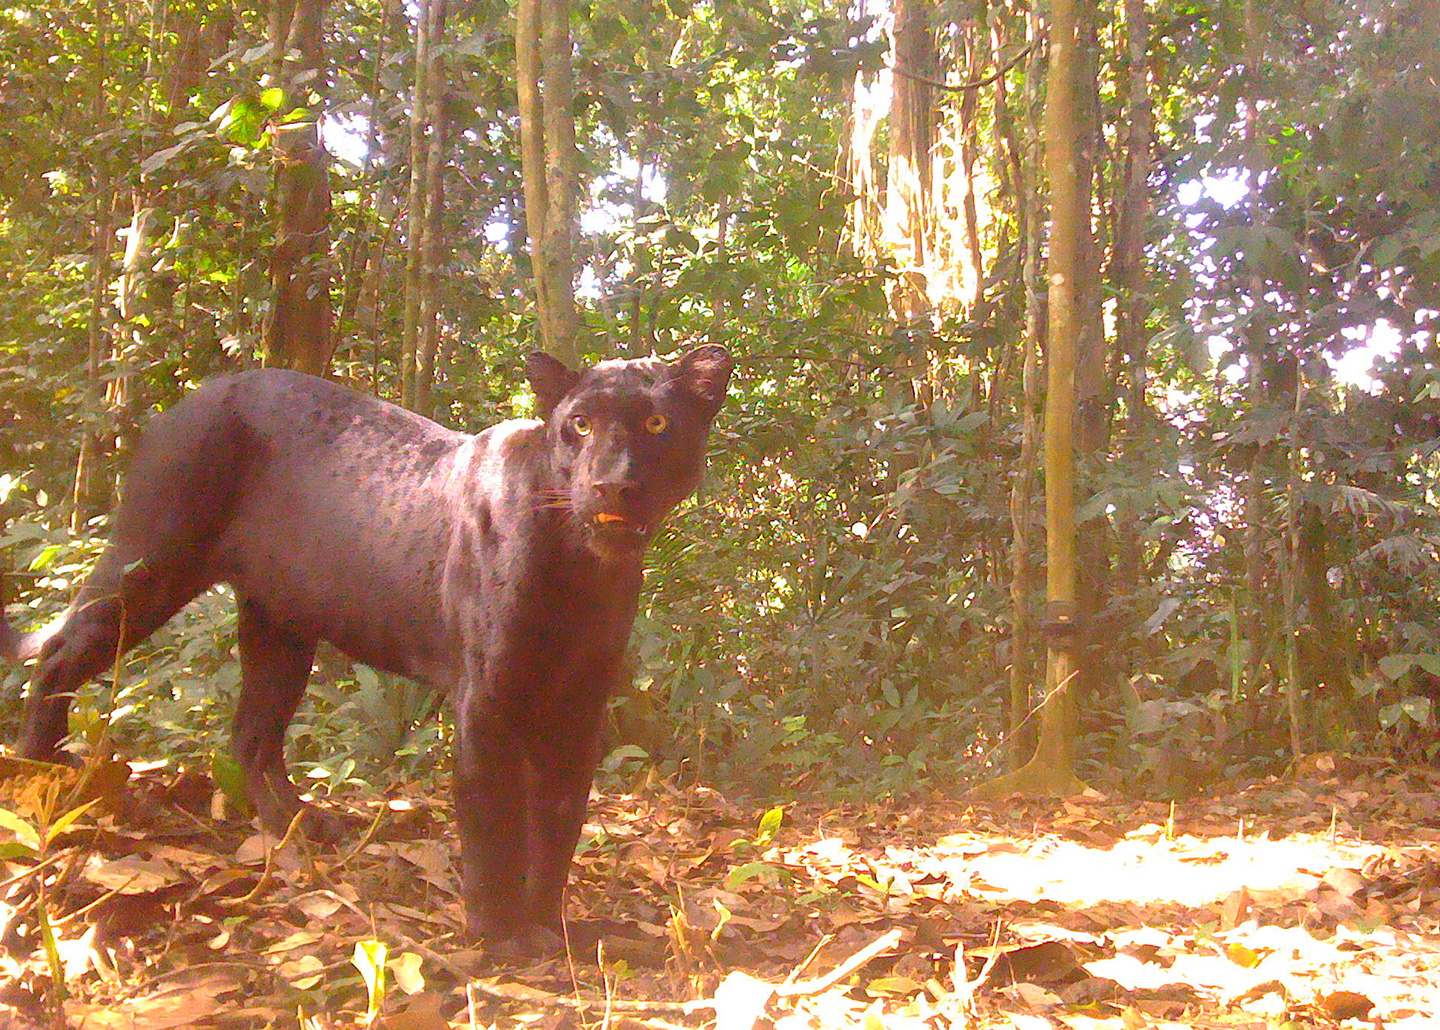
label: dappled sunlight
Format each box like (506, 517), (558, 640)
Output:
(930, 829), (1389, 909)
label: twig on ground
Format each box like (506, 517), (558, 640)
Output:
(464, 926), (905, 1016)
(0, 849), (69, 892)
(219, 808), (306, 909)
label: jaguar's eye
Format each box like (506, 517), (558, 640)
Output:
(572, 415), (593, 437)
(645, 413), (668, 435)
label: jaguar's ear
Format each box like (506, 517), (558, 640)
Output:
(674, 345), (733, 420)
(526, 351), (582, 419)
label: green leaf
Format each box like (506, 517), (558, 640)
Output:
(753, 805), (783, 846)
(211, 752), (253, 818)
(0, 808), (41, 853)
(38, 895), (66, 1001)
(725, 860), (781, 889)
(45, 798), (99, 846)
(215, 97), (267, 147)
(28, 543), (63, 571)
(353, 939), (388, 1024)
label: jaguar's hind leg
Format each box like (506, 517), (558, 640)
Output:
(18, 555), (209, 761)
(232, 599), (321, 838)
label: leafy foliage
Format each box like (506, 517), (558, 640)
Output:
(3, 0), (1440, 804)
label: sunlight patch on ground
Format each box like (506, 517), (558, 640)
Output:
(937, 829), (1389, 909)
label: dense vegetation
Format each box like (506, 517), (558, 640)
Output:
(2, 0), (1438, 801)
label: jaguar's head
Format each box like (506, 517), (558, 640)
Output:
(528, 345), (733, 563)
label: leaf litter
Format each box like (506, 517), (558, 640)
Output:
(0, 754), (1438, 1028)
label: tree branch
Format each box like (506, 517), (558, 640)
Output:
(890, 39), (1040, 94)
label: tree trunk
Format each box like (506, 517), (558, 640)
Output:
(1111, 0), (1153, 598)
(72, 176), (116, 534)
(414, 0), (449, 417)
(1070, 0), (1111, 714)
(1240, 0), (1276, 716)
(517, 0), (581, 363)
(884, 0), (937, 325)
(71, 6), (116, 532)
(264, 0), (334, 376)
(1002, 18), (1046, 771)
(401, 0), (448, 413)
(336, 0), (397, 371)
(975, 0), (1091, 798)
(1007, 184), (1043, 770)
(1114, 0), (1152, 437)
(1282, 364), (1307, 756)
(104, 3), (226, 503)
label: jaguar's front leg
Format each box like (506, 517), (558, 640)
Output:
(452, 696), (530, 943)
(523, 717), (604, 931)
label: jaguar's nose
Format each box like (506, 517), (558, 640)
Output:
(593, 481), (637, 507)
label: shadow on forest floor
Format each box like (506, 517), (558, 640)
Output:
(1, 753), (1438, 1028)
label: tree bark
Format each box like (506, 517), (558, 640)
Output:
(884, 0), (937, 325)
(415, 0), (449, 416)
(72, 178), (116, 533)
(975, 0), (1091, 798)
(102, 3), (225, 510)
(401, 0), (448, 413)
(264, 0), (334, 376)
(1111, 0), (1153, 598)
(1114, 0), (1152, 436)
(1003, 17), (1046, 771)
(71, 6), (116, 532)
(517, 0), (580, 363)
(1240, 0), (1276, 720)
(336, 0), (397, 373)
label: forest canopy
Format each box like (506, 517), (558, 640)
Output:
(2, 0), (1439, 796)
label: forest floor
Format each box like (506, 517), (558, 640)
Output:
(1, 752), (1439, 1029)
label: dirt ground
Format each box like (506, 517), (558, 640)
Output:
(2, 751), (1438, 1029)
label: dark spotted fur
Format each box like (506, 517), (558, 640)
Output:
(1, 346), (732, 945)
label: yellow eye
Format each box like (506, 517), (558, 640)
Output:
(572, 415), (592, 437)
(645, 413), (668, 435)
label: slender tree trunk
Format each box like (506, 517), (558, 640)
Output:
(109, 3), (221, 481)
(1282, 364), (1307, 757)
(1008, 188), (1043, 770)
(336, 0), (396, 363)
(401, 0), (431, 406)
(885, 0), (937, 326)
(1003, 18), (1045, 771)
(1240, 0), (1273, 714)
(1111, 0), (1153, 598)
(73, 177), (116, 533)
(627, 131), (652, 352)
(1070, 3), (1111, 717)
(1033, 0), (1089, 791)
(1114, 0), (1152, 436)
(401, 0), (447, 412)
(517, 0), (547, 333)
(517, 0), (580, 363)
(264, 0), (334, 375)
(540, 0), (579, 353)
(976, 0), (1090, 797)
(414, 0), (449, 417)
(955, 15), (984, 308)
(71, 6), (116, 531)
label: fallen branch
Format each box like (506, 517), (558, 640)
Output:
(219, 808), (306, 909)
(465, 926), (906, 1016)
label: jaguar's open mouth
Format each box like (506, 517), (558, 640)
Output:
(585, 512), (650, 561)
(589, 511), (650, 537)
